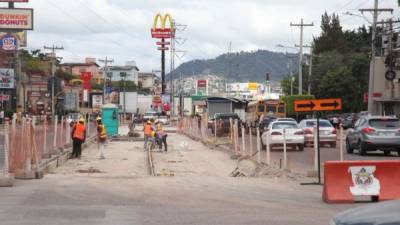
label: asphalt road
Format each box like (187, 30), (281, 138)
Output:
(0, 131), (356, 225)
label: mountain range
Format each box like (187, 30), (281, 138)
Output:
(169, 50), (299, 82)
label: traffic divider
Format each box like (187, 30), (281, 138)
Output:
(323, 160), (400, 203)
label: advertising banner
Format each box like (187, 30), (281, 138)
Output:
(92, 95), (103, 110)
(64, 92), (77, 111)
(0, 31), (26, 47)
(80, 72), (92, 90)
(248, 83), (258, 91)
(0, 33), (17, 51)
(0, 8), (33, 30)
(197, 80), (207, 88)
(0, 68), (14, 88)
(105, 88), (119, 104)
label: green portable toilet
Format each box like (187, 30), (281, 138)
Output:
(102, 104), (119, 136)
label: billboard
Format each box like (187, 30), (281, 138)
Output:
(0, 68), (14, 88)
(248, 83), (258, 91)
(0, 8), (33, 30)
(0, 33), (17, 51)
(151, 13), (175, 39)
(197, 80), (207, 88)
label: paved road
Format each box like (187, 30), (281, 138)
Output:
(0, 130), (356, 225)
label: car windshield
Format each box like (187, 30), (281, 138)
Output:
(272, 122), (299, 129)
(305, 120), (332, 127)
(369, 119), (400, 128)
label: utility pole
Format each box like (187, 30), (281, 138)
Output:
(290, 19), (313, 95)
(99, 57), (114, 104)
(296, 44), (313, 95)
(360, 1), (393, 115)
(44, 45), (64, 121)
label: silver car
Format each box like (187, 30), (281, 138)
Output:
(298, 119), (337, 147)
(346, 115), (400, 156)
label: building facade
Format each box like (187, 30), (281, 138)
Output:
(107, 61), (139, 84)
(61, 58), (101, 83)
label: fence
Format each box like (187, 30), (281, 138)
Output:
(7, 115), (97, 174)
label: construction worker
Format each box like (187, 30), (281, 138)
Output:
(71, 117), (86, 159)
(155, 120), (168, 152)
(96, 117), (107, 159)
(143, 119), (154, 150)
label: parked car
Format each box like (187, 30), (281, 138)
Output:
(208, 113), (241, 136)
(258, 116), (277, 132)
(346, 115), (400, 156)
(330, 200), (400, 225)
(261, 121), (305, 151)
(299, 119), (337, 147)
(143, 111), (159, 122)
(157, 115), (169, 125)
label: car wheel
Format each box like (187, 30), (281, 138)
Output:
(346, 139), (353, 154)
(298, 144), (304, 151)
(359, 141), (367, 156)
(384, 150), (391, 156)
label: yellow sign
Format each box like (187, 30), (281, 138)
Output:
(248, 83), (258, 91)
(151, 13), (175, 38)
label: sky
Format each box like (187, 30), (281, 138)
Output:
(8, 0), (400, 72)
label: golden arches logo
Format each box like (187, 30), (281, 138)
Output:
(151, 13), (175, 39)
(153, 13), (174, 30)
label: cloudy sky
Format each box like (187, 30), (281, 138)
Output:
(8, 0), (400, 72)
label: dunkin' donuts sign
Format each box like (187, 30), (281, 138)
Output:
(0, 8), (33, 30)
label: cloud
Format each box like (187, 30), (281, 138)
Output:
(11, 0), (400, 72)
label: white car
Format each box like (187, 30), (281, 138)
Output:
(275, 118), (297, 122)
(298, 119), (337, 147)
(157, 116), (169, 125)
(261, 121), (305, 151)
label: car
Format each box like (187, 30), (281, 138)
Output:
(346, 115), (400, 156)
(143, 111), (159, 122)
(330, 200), (400, 225)
(261, 121), (305, 151)
(157, 115), (169, 125)
(299, 119), (337, 147)
(208, 113), (241, 136)
(258, 116), (277, 132)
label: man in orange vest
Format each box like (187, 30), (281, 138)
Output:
(71, 117), (86, 159)
(143, 119), (154, 150)
(96, 117), (107, 159)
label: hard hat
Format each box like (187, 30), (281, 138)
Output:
(147, 120), (152, 124)
(96, 116), (102, 121)
(79, 117), (85, 123)
(155, 119), (160, 124)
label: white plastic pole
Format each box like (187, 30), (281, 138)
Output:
(340, 124), (344, 161)
(256, 127), (261, 163)
(283, 128), (287, 169)
(230, 118), (233, 142)
(241, 124), (246, 155)
(4, 118), (9, 176)
(60, 116), (64, 146)
(214, 119), (217, 142)
(43, 117), (47, 155)
(266, 130), (271, 165)
(53, 115), (58, 151)
(313, 125), (318, 172)
(249, 127), (253, 156)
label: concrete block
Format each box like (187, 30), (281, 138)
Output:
(0, 176), (13, 187)
(35, 170), (44, 179)
(14, 170), (36, 180)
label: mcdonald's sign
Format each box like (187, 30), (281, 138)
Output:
(151, 13), (175, 39)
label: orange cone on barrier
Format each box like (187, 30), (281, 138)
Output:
(323, 160), (400, 203)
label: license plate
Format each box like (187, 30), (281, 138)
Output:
(380, 132), (395, 137)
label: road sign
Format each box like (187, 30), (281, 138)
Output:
(294, 98), (342, 112)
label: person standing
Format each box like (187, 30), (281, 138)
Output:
(71, 117), (86, 159)
(155, 120), (168, 152)
(96, 117), (107, 159)
(143, 119), (154, 150)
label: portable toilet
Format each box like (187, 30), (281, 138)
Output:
(102, 104), (119, 136)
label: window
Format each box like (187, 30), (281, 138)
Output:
(369, 119), (400, 128)
(278, 105), (285, 113)
(272, 122), (299, 129)
(258, 105), (265, 113)
(266, 105), (276, 113)
(305, 120), (332, 127)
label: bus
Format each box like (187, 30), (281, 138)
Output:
(245, 99), (286, 126)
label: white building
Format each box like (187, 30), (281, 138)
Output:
(107, 61), (139, 84)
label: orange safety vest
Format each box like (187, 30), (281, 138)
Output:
(144, 124), (153, 136)
(73, 123), (86, 141)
